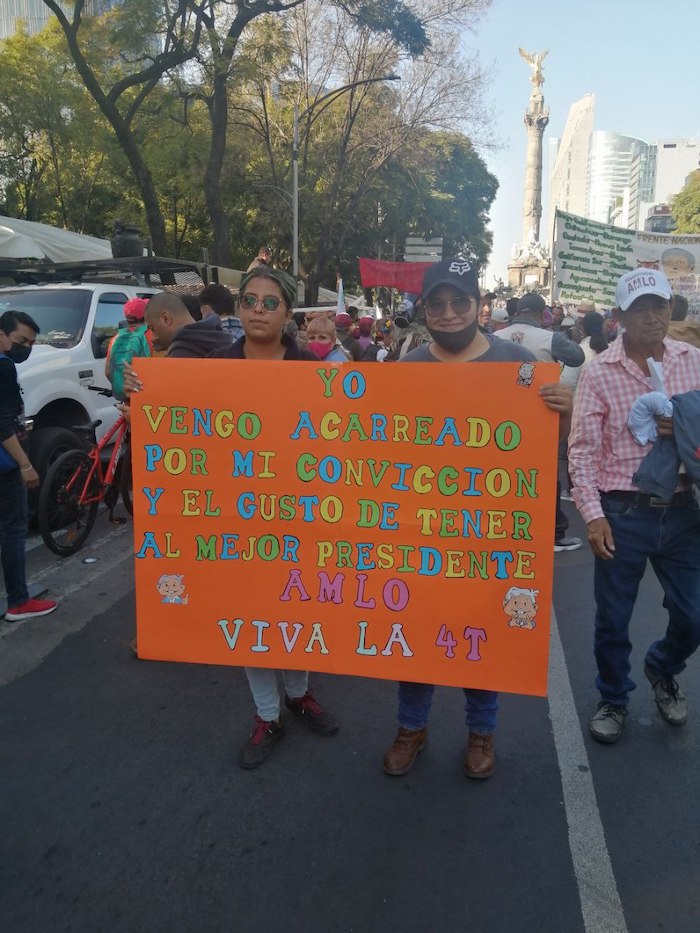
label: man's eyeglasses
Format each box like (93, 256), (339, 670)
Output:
(240, 293), (283, 313)
(424, 296), (474, 317)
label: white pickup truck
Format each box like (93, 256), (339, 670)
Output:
(0, 280), (159, 477)
(0, 255), (224, 489)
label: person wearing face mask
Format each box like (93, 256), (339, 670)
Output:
(3, 310), (38, 365)
(0, 311), (58, 622)
(305, 315), (350, 362)
(382, 259), (573, 782)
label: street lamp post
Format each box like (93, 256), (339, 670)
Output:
(292, 74), (400, 292)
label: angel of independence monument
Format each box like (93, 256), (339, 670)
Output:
(508, 48), (551, 292)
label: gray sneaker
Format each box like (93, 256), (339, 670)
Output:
(590, 703), (627, 743)
(644, 665), (687, 725)
(554, 536), (582, 552)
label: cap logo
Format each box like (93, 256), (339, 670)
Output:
(628, 273), (656, 295)
(448, 261), (472, 276)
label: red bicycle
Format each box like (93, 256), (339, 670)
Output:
(38, 387), (133, 556)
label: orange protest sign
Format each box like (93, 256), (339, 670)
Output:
(131, 358), (559, 696)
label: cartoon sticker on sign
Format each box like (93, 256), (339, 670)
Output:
(131, 359), (559, 696)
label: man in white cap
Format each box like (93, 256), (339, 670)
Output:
(568, 267), (700, 744)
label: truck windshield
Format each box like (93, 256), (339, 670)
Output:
(0, 289), (92, 348)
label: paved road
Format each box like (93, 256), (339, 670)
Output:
(2, 504), (699, 932)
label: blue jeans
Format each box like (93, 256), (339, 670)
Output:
(0, 468), (29, 608)
(398, 682), (499, 734)
(594, 493), (700, 706)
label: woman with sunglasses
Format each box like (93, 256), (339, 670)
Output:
(209, 266), (339, 767)
(209, 267), (318, 363)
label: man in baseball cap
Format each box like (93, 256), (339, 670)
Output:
(381, 258), (574, 782)
(568, 265), (700, 745)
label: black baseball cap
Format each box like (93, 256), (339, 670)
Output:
(421, 258), (480, 300)
(516, 292), (546, 315)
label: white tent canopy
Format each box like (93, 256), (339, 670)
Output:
(0, 215), (113, 263)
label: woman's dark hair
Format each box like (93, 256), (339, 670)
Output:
(589, 332), (608, 354)
(582, 311), (603, 337)
(582, 313), (608, 353)
(239, 266), (297, 310)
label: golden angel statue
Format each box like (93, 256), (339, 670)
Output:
(518, 48), (548, 90)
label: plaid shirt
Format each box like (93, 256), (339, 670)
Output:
(219, 316), (244, 340)
(568, 336), (700, 523)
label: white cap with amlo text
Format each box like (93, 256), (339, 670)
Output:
(615, 268), (672, 312)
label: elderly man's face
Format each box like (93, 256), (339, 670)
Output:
(619, 295), (670, 350)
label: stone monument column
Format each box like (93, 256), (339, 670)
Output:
(522, 91), (549, 245)
(507, 48), (551, 292)
(518, 48), (549, 245)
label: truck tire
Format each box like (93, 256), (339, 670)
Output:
(30, 426), (86, 480)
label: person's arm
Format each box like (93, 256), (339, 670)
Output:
(0, 361), (39, 486)
(551, 331), (585, 367)
(122, 360), (143, 396)
(104, 335), (114, 379)
(539, 382), (573, 440)
(567, 370), (614, 558)
(559, 363), (580, 393)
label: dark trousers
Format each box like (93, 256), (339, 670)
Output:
(398, 682), (499, 734)
(0, 468), (29, 608)
(555, 479), (569, 542)
(594, 493), (700, 705)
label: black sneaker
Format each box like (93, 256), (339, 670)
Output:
(285, 690), (339, 736)
(239, 716), (284, 769)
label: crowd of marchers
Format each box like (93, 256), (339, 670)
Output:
(2, 249), (699, 779)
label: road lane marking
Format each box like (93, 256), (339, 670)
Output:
(549, 608), (628, 933)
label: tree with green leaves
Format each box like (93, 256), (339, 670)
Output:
(226, 0), (492, 297)
(41, 0), (203, 253)
(178, 0), (428, 266)
(41, 0), (431, 263)
(0, 23), (125, 231)
(672, 170), (700, 234)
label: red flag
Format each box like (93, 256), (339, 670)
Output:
(358, 258), (432, 294)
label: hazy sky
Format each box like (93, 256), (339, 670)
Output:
(466, 0), (700, 285)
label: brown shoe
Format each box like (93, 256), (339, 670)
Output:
(464, 732), (495, 780)
(383, 727), (427, 776)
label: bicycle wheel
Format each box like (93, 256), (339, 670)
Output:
(118, 437), (133, 516)
(38, 450), (99, 556)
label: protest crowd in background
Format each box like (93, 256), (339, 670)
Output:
(3, 242), (700, 780)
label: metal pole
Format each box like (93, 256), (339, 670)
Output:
(292, 104), (299, 285)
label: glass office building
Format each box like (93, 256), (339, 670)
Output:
(1, 1), (122, 39)
(0, 0), (51, 39)
(586, 131), (649, 225)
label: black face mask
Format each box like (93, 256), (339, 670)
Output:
(7, 342), (32, 364)
(427, 318), (479, 353)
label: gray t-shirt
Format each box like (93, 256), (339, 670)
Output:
(401, 335), (536, 363)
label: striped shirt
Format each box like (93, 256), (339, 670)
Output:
(568, 336), (700, 523)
